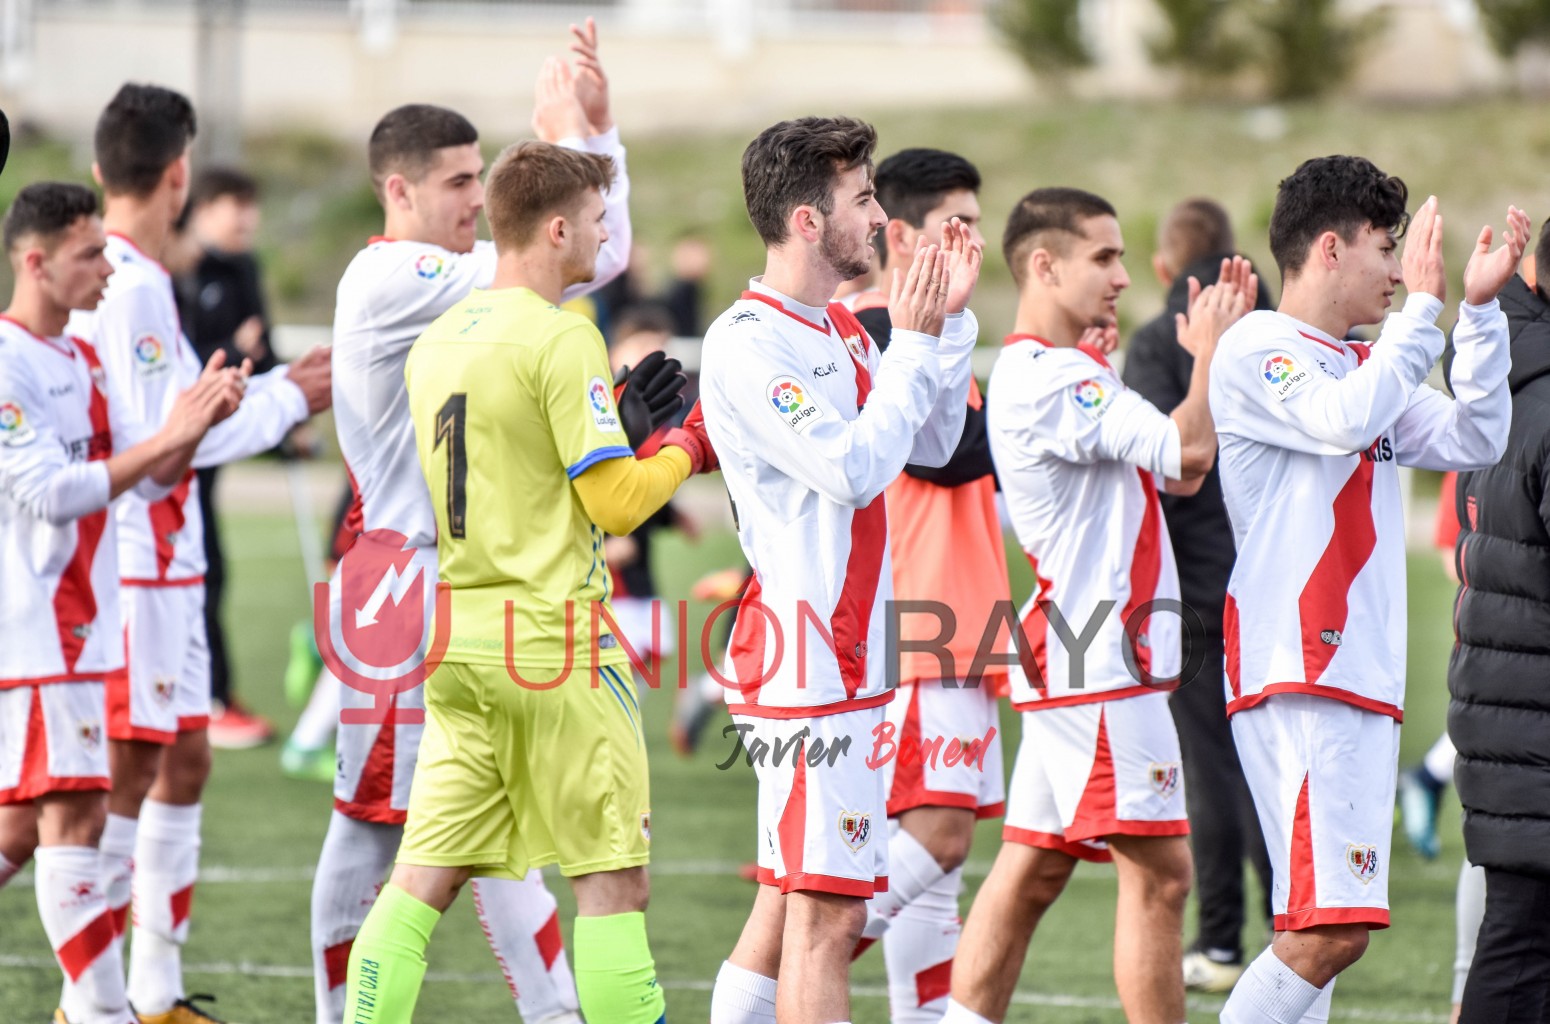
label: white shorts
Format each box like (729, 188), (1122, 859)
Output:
(335, 680), (425, 825)
(0, 682), (110, 803)
(108, 584), (211, 743)
(1232, 694), (1398, 931)
(734, 707), (888, 898)
(880, 679), (1005, 819)
(1003, 691), (1188, 861)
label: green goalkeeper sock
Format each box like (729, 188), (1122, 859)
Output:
(574, 911), (667, 1023)
(343, 884), (442, 1024)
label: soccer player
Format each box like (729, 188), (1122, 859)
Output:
(342, 138), (713, 1024)
(67, 83), (333, 1024)
(0, 181), (243, 1024)
(700, 116), (982, 1024)
(1208, 158), (1526, 1023)
(840, 148), (1009, 1024)
(945, 187), (1253, 1024)
(312, 25), (633, 1024)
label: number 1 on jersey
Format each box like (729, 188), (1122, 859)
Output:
(435, 394), (468, 539)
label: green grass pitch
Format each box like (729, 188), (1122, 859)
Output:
(0, 501), (1463, 1023)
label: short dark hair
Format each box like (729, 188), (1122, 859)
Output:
(741, 116), (877, 247)
(873, 148), (981, 268)
(189, 166), (258, 209)
(4, 182), (100, 254)
(1158, 198), (1234, 276)
(367, 104), (479, 200)
(1002, 187), (1117, 287)
(1269, 156), (1410, 278)
(483, 141), (612, 251)
(94, 83), (197, 198)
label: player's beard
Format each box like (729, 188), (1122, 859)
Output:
(820, 220), (871, 281)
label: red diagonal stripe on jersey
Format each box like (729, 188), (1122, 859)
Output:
(170, 883), (195, 930)
(1298, 460), (1376, 685)
(1120, 468), (1163, 682)
(832, 498), (888, 700)
(1288, 773), (1317, 920)
(53, 509), (107, 674)
(828, 303), (874, 406)
(323, 939), (353, 990)
(1017, 558), (1055, 691)
(109, 902), (128, 938)
(915, 958), (954, 1006)
(777, 745), (809, 878)
(56, 910), (115, 982)
(729, 577), (769, 703)
(535, 910), (563, 971)
(1223, 594), (1241, 700)
(350, 696), (398, 809)
(148, 473), (194, 580)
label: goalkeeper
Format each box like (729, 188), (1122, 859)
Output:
(342, 140), (714, 1024)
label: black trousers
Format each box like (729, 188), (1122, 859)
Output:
(1171, 629), (1272, 959)
(197, 466), (232, 706)
(1460, 866), (1550, 1024)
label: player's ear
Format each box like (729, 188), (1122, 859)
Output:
(884, 218), (912, 262)
(1317, 230), (1341, 270)
(21, 246), (46, 282)
(1152, 251), (1173, 288)
(383, 173), (411, 212)
(90, 162), (105, 189)
(546, 214), (567, 249)
(790, 205), (821, 246)
(1030, 248), (1058, 287)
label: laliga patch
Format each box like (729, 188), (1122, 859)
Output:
(1071, 378), (1109, 420)
(768, 375), (825, 435)
(132, 333), (171, 378)
(586, 376), (622, 434)
(414, 253), (446, 280)
(1148, 761), (1181, 798)
(1260, 351), (1311, 401)
(1346, 843), (1380, 884)
(0, 398), (36, 447)
(838, 811), (872, 852)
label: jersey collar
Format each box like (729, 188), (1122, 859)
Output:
(741, 287), (831, 335)
(1003, 332), (1114, 370)
(0, 314), (75, 358)
(106, 230), (169, 275)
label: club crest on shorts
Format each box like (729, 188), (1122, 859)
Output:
(152, 677), (175, 707)
(1346, 843), (1380, 884)
(1148, 761), (1180, 798)
(76, 719), (101, 751)
(838, 811), (871, 852)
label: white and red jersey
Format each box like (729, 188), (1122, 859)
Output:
(331, 129), (633, 551)
(987, 336), (1183, 710)
(699, 280), (977, 717)
(0, 318), (159, 686)
(67, 232), (309, 585)
(1210, 293), (1510, 720)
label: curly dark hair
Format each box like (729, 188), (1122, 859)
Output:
(740, 116), (877, 247)
(1269, 155), (1409, 277)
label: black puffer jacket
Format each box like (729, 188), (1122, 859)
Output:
(1449, 274), (1550, 876)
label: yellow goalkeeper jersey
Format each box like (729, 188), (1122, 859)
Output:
(405, 286), (634, 671)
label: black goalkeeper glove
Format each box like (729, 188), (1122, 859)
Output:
(613, 349), (686, 452)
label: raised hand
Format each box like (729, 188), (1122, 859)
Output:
(569, 18), (613, 135)
(531, 56), (590, 144)
(1463, 205), (1532, 306)
(284, 345), (333, 415)
(167, 351), (244, 445)
(1175, 273), (1251, 360)
(888, 242), (950, 339)
(1220, 254), (1259, 312)
(940, 217), (983, 315)
(1402, 195), (1446, 305)
(1078, 325), (1120, 356)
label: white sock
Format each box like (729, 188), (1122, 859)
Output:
(1454, 859), (1485, 1006)
(292, 668), (343, 752)
(940, 998), (996, 1024)
(36, 845), (131, 1024)
(885, 866), (962, 1022)
(470, 870), (581, 1022)
(1220, 947), (1323, 1023)
(709, 960), (777, 1024)
(1300, 977), (1335, 1022)
(1425, 732), (1457, 786)
(0, 850), (22, 889)
(863, 828), (947, 939)
(98, 813), (137, 935)
(126, 800), (201, 1015)
(310, 810), (400, 1024)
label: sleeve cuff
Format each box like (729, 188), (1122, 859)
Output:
(1160, 421), (1183, 480)
(566, 445), (634, 479)
(1402, 292), (1445, 324)
(584, 125), (621, 153)
(1459, 297), (1502, 318)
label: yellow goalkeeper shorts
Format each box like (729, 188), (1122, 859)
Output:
(398, 660), (651, 879)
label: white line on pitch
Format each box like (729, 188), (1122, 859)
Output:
(0, 956), (1447, 1022)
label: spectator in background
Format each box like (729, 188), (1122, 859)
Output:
(1451, 217), (1550, 1024)
(1121, 197), (1275, 993)
(662, 232), (712, 335)
(180, 166), (281, 749)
